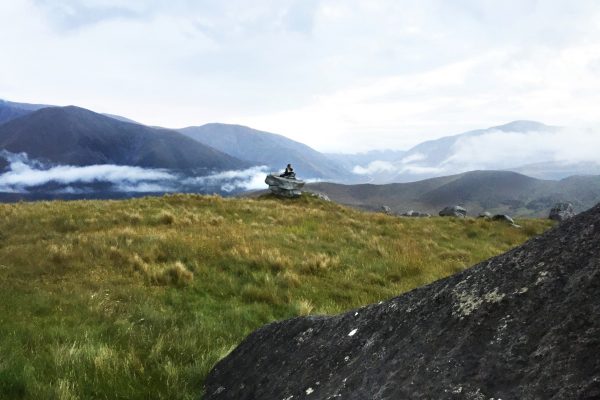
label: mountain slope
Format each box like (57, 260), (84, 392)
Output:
(179, 123), (348, 180)
(308, 170), (600, 216)
(0, 106), (249, 171)
(205, 201), (600, 400)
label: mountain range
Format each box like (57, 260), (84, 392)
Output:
(1, 98), (599, 203)
(308, 170), (600, 217)
(179, 123), (348, 179)
(0, 106), (247, 171)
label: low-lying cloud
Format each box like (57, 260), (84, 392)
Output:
(0, 151), (271, 194)
(351, 126), (600, 181)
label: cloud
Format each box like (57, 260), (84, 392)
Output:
(352, 160), (396, 175)
(0, 151), (271, 194)
(444, 127), (600, 170)
(0, 151), (176, 192)
(182, 165), (269, 193)
(3, 1), (600, 154)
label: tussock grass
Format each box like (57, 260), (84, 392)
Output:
(0, 193), (553, 399)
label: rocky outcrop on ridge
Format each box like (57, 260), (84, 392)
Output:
(549, 202), (575, 222)
(205, 203), (600, 400)
(439, 205), (467, 217)
(265, 174), (305, 198)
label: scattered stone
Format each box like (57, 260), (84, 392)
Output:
(438, 205), (467, 218)
(492, 214), (515, 224)
(265, 174), (305, 198)
(549, 202), (575, 222)
(308, 192), (331, 202)
(478, 212), (492, 219)
(205, 203), (600, 400)
(400, 210), (431, 218)
(380, 206), (392, 215)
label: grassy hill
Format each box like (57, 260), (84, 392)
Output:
(308, 170), (600, 217)
(0, 194), (553, 399)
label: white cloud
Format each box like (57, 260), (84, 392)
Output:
(0, 152), (272, 193)
(182, 165), (270, 192)
(444, 127), (600, 170)
(0, 151), (175, 191)
(352, 161), (396, 175)
(3, 1), (600, 153)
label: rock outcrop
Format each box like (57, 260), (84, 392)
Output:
(265, 174), (305, 198)
(549, 202), (575, 222)
(205, 203), (600, 400)
(478, 211), (492, 219)
(439, 205), (467, 217)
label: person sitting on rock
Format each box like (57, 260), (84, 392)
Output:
(280, 164), (295, 179)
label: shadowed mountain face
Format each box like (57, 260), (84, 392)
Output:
(0, 106), (249, 171)
(307, 170), (600, 216)
(179, 123), (349, 180)
(205, 202), (600, 400)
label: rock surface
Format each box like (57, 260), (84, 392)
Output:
(549, 202), (575, 222)
(265, 174), (305, 198)
(308, 192), (331, 202)
(492, 214), (515, 224)
(380, 205), (392, 215)
(205, 203), (600, 400)
(439, 205), (467, 217)
(478, 211), (492, 219)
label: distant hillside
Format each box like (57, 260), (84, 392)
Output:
(179, 123), (349, 180)
(308, 170), (600, 216)
(0, 100), (49, 125)
(0, 106), (249, 171)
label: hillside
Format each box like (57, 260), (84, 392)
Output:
(205, 195), (600, 400)
(0, 100), (49, 125)
(0, 194), (552, 399)
(308, 170), (600, 216)
(0, 106), (249, 171)
(179, 123), (349, 180)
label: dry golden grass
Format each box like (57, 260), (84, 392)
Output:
(0, 193), (553, 399)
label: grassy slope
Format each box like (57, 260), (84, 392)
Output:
(0, 194), (553, 399)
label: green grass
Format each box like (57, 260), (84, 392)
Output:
(0, 193), (554, 399)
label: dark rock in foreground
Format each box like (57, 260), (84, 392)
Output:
(549, 202), (575, 222)
(439, 205), (467, 217)
(205, 203), (600, 400)
(265, 174), (305, 198)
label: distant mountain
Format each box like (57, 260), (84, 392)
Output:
(511, 161), (600, 180)
(0, 106), (249, 171)
(179, 123), (349, 180)
(0, 100), (49, 125)
(351, 121), (566, 183)
(0, 99), (142, 126)
(307, 170), (600, 217)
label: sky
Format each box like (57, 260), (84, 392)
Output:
(2, 0), (600, 153)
